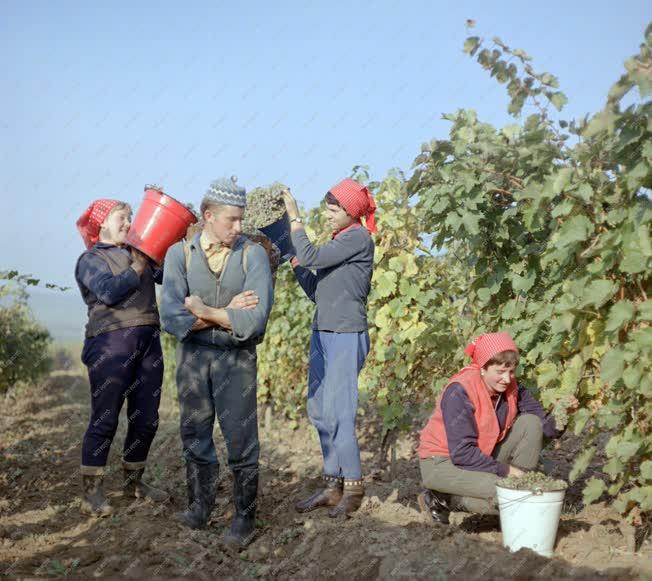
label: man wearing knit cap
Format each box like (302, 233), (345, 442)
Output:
(282, 178), (376, 517)
(160, 176), (273, 547)
(416, 331), (576, 524)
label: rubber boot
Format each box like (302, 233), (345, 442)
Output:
(224, 468), (258, 549)
(80, 474), (114, 517)
(295, 475), (343, 513)
(123, 467), (170, 502)
(328, 479), (364, 518)
(417, 489), (452, 525)
(175, 462), (218, 530)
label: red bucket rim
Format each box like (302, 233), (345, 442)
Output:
(143, 188), (197, 223)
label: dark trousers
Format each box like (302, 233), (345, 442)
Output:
(176, 342), (259, 471)
(80, 326), (163, 471)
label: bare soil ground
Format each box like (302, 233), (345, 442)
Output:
(1, 372), (650, 580)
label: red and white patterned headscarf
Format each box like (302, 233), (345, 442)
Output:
(464, 332), (519, 368)
(328, 178), (377, 235)
(76, 199), (121, 249)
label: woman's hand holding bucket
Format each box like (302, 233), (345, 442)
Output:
(281, 189), (300, 222)
(130, 248), (150, 275)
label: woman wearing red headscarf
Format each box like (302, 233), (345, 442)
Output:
(417, 332), (575, 524)
(282, 179), (376, 517)
(74, 199), (169, 517)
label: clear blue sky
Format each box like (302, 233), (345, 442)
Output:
(0, 0), (648, 339)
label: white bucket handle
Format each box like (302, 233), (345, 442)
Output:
(498, 491), (536, 509)
(497, 486), (552, 508)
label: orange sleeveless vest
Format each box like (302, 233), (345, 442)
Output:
(418, 365), (518, 459)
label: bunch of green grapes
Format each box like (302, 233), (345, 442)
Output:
(497, 471), (568, 492)
(243, 182), (288, 229)
(551, 394), (576, 431)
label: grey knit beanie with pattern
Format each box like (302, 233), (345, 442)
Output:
(202, 176), (247, 209)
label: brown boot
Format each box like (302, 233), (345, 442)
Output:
(328, 479), (364, 518)
(80, 474), (114, 517)
(123, 467), (170, 502)
(295, 475), (343, 513)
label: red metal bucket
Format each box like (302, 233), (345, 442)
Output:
(127, 186), (197, 264)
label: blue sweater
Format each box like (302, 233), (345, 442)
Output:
(291, 225), (374, 333)
(75, 243), (163, 305)
(75, 243), (163, 337)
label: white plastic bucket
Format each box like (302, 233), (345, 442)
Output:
(496, 484), (565, 558)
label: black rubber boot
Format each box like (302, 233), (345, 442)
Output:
(224, 468), (258, 549)
(123, 467), (170, 502)
(418, 489), (451, 525)
(175, 462), (218, 530)
(80, 474), (114, 517)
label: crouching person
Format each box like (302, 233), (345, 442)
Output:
(75, 199), (169, 517)
(417, 332), (568, 524)
(160, 177), (273, 548)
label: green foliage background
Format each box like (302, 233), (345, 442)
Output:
(409, 27), (651, 519)
(0, 275), (53, 392)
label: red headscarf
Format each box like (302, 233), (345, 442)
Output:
(76, 199), (121, 249)
(464, 332), (519, 368)
(328, 178), (377, 235)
